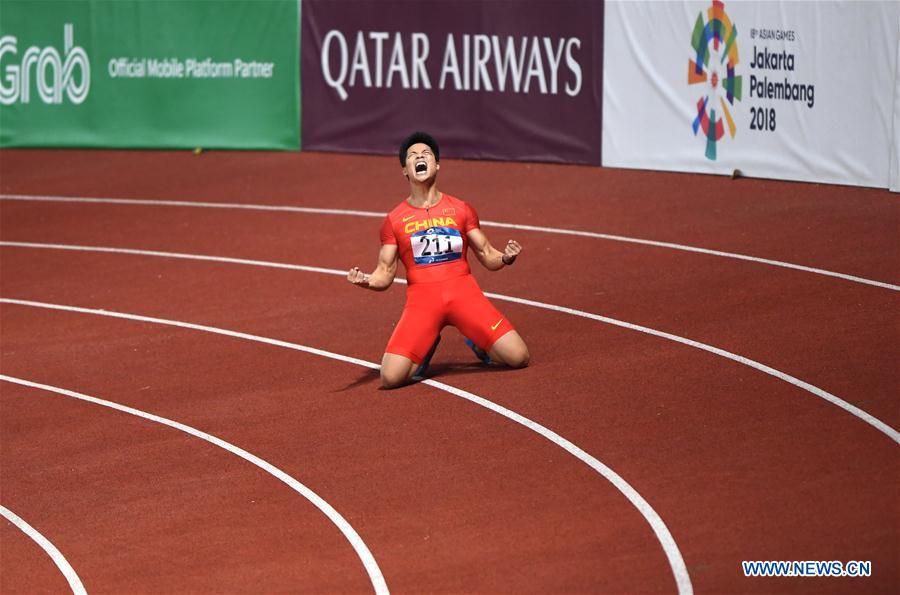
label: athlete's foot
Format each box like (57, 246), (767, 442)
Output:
(412, 334), (442, 380)
(463, 337), (492, 365)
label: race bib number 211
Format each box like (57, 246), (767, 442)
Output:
(411, 227), (463, 265)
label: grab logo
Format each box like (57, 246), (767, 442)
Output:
(0, 24), (90, 105)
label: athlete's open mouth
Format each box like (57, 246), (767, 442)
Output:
(415, 162), (427, 174)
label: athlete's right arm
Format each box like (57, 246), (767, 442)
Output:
(347, 243), (398, 291)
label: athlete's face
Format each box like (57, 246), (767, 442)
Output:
(403, 142), (439, 183)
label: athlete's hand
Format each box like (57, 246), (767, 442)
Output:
(502, 240), (522, 265)
(347, 267), (371, 287)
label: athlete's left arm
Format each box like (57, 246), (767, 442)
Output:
(467, 228), (522, 271)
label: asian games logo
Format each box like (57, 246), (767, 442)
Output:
(688, 0), (742, 160)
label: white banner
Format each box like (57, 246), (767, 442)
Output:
(602, 0), (900, 190)
(892, 4), (900, 192)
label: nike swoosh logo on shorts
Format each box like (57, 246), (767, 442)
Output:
(491, 318), (503, 330)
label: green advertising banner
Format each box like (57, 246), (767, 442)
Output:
(0, 0), (299, 149)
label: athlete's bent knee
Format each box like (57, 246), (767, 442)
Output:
(490, 332), (530, 369)
(507, 347), (530, 369)
(380, 354), (416, 389)
(380, 368), (410, 389)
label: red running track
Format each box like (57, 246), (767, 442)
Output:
(1, 148), (898, 593)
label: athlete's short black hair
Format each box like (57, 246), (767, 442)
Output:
(399, 131), (440, 165)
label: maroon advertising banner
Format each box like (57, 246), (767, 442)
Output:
(301, 0), (603, 164)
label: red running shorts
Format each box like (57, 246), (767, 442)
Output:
(385, 274), (514, 363)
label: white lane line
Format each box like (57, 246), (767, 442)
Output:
(0, 193), (385, 219)
(2, 193), (896, 292)
(422, 379), (691, 594)
(483, 292), (900, 446)
(485, 221), (900, 292)
(0, 298), (693, 595)
(3, 241), (897, 445)
(0, 242), (346, 278)
(0, 375), (389, 595)
(0, 504), (88, 595)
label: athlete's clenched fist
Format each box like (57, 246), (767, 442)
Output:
(347, 266), (370, 287)
(502, 239), (522, 265)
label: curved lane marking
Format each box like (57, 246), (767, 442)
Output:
(0, 298), (693, 595)
(2, 241), (897, 445)
(0, 504), (88, 595)
(0, 376), (389, 595)
(2, 194), (896, 292)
